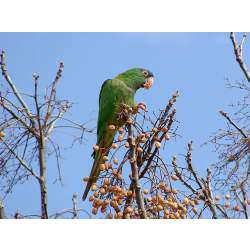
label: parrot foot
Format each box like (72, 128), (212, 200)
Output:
(133, 102), (148, 114)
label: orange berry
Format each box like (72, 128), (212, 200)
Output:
(111, 143), (118, 149)
(234, 205), (241, 212)
(171, 175), (179, 181)
(113, 158), (119, 165)
(172, 189), (178, 195)
(136, 147), (143, 153)
(126, 118), (133, 124)
(145, 133), (151, 138)
(125, 206), (133, 214)
(103, 156), (108, 161)
(104, 178), (110, 185)
(0, 131), (6, 137)
(100, 187), (106, 195)
(155, 142), (161, 149)
(92, 207), (98, 215)
(158, 182), (165, 190)
(125, 142), (130, 148)
(93, 191), (99, 198)
(118, 127), (124, 134)
(147, 197), (152, 202)
(108, 125), (116, 131)
(118, 135), (124, 141)
(127, 190), (133, 197)
(89, 196), (94, 202)
(93, 145), (99, 151)
(107, 213), (113, 219)
(162, 127), (168, 133)
(224, 202), (230, 208)
(165, 133), (170, 140)
(100, 163), (106, 171)
(215, 195), (221, 201)
(192, 207), (198, 214)
(183, 198), (190, 206)
(91, 183), (97, 191)
(157, 205), (163, 211)
(152, 128), (158, 133)
(83, 177), (89, 182)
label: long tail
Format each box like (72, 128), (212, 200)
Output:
(82, 150), (104, 201)
(82, 133), (115, 201)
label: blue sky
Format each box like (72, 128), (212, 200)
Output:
(0, 32), (248, 218)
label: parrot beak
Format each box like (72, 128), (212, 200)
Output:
(142, 77), (154, 89)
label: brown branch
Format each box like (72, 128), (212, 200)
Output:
(230, 32), (250, 82)
(127, 116), (147, 219)
(219, 110), (247, 138)
(0, 200), (5, 219)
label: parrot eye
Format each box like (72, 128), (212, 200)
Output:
(142, 70), (149, 77)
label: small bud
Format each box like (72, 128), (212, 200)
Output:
(112, 143), (118, 149)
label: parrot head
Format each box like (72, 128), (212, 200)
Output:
(116, 68), (154, 91)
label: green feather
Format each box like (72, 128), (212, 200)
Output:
(82, 68), (152, 200)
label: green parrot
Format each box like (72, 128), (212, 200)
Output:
(82, 68), (154, 200)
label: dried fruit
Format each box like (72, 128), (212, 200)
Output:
(215, 195), (221, 201)
(161, 127), (168, 133)
(224, 202), (230, 208)
(145, 133), (151, 139)
(192, 207), (198, 214)
(147, 197), (152, 202)
(111, 143), (118, 149)
(125, 206), (133, 214)
(125, 142), (130, 148)
(225, 194), (230, 200)
(89, 196), (94, 202)
(152, 128), (158, 133)
(157, 205), (163, 211)
(143, 189), (149, 195)
(158, 182), (165, 190)
(183, 198), (190, 206)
